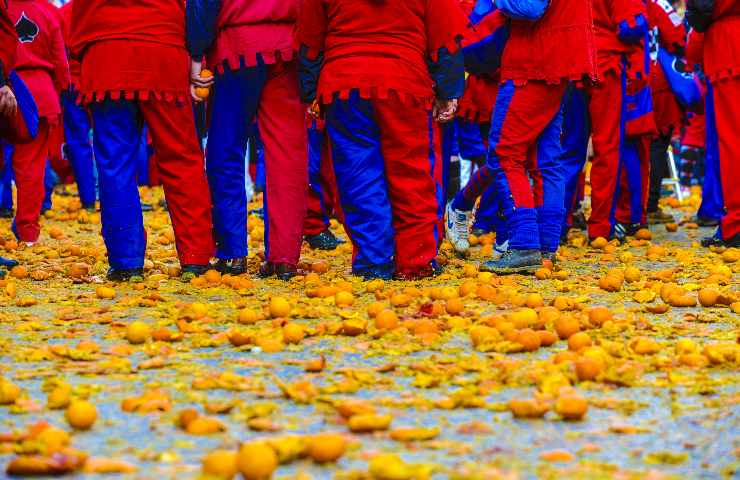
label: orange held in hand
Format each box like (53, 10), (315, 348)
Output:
(194, 69), (213, 100)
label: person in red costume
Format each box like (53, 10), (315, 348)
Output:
(69, 0), (215, 281)
(296, 0), (467, 280)
(645, 0), (688, 225)
(688, 0), (740, 247)
(6, 0), (68, 246)
(447, 0), (598, 274)
(187, 0), (309, 280)
(0, 0), (20, 277)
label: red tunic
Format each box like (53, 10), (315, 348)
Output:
(69, 0), (190, 104)
(59, 2), (80, 88)
(209, 0), (297, 73)
(703, 0), (740, 83)
(500, 0), (598, 85)
(8, 0), (69, 120)
(296, 0), (468, 106)
(0, 0), (17, 74)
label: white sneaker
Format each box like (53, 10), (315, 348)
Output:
(446, 203), (472, 254)
(492, 240), (509, 260)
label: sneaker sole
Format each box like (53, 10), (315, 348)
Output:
(479, 263), (540, 275)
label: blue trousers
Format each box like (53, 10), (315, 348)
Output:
(325, 91), (442, 278)
(697, 83), (724, 222)
(560, 87), (590, 233)
(89, 99), (149, 269)
(0, 144), (13, 210)
(61, 91), (97, 207)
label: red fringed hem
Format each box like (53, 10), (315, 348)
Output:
(317, 87), (434, 109)
(457, 106), (492, 124)
(707, 66), (740, 83)
(210, 47), (296, 75)
(78, 89), (188, 105)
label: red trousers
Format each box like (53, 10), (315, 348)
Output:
(12, 120), (50, 242)
(714, 77), (740, 239)
(615, 136), (651, 226)
(90, 98), (215, 268)
(586, 70), (624, 239)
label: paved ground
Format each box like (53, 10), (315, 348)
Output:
(0, 188), (738, 479)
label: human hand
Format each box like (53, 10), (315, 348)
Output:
(0, 85), (17, 117)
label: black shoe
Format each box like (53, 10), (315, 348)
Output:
(613, 223), (641, 242)
(106, 267), (144, 282)
(394, 262), (443, 281)
(542, 252), (557, 266)
(82, 204), (97, 213)
(249, 208), (264, 219)
(701, 234), (723, 248)
(694, 216), (720, 228)
(471, 228), (491, 237)
(480, 249), (542, 275)
(141, 203), (154, 212)
(211, 257), (247, 275)
(572, 211), (587, 231)
(647, 208), (674, 225)
(353, 266), (394, 281)
(305, 229), (343, 251)
(259, 262), (297, 281)
(0, 256), (19, 268)
(0, 269), (5, 279)
(0, 208), (13, 218)
(181, 264), (210, 279)
(710, 233), (740, 248)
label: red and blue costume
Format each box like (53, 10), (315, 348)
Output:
(296, 0), (467, 279)
(688, 0), (740, 245)
(451, 0), (597, 256)
(187, 0), (309, 275)
(58, 1), (95, 209)
(70, 0), (215, 275)
(7, 0), (68, 244)
(304, 119), (340, 240)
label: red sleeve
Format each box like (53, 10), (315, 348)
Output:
(0, 1), (17, 74)
(426, 0), (468, 59)
(295, 0), (327, 59)
(648, 0), (687, 53)
(685, 29), (704, 67)
(49, 15), (70, 92)
(612, 0), (648, 26)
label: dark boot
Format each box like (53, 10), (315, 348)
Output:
(106, 267), (144, 282)
(211, 257), (247, 275)
(647, 208), (674, 224)
(0, 208), (13, 218)
(694, 215), (720, 228)
(259, 262), (297, 281)
(181, 264), (210, 280)
(394, 262), (443, 281)
(305, 229), (343, 251)
(480, 249), (542, 275)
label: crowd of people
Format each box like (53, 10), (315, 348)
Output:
(0, 0), (737, 281)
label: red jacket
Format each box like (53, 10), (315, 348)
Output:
(703, 0), (740, 82)
(70, 0), (190, 104)
(296, 0), (467, 106)
(0, 0), (17, 79)
(59, 2), (79, 89)
(209, 0), (297, 72)
(500, 0), (598, 85)
(8, 0), (69, 119)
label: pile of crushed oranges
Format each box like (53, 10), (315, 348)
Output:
(0, 186), (738, 479)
